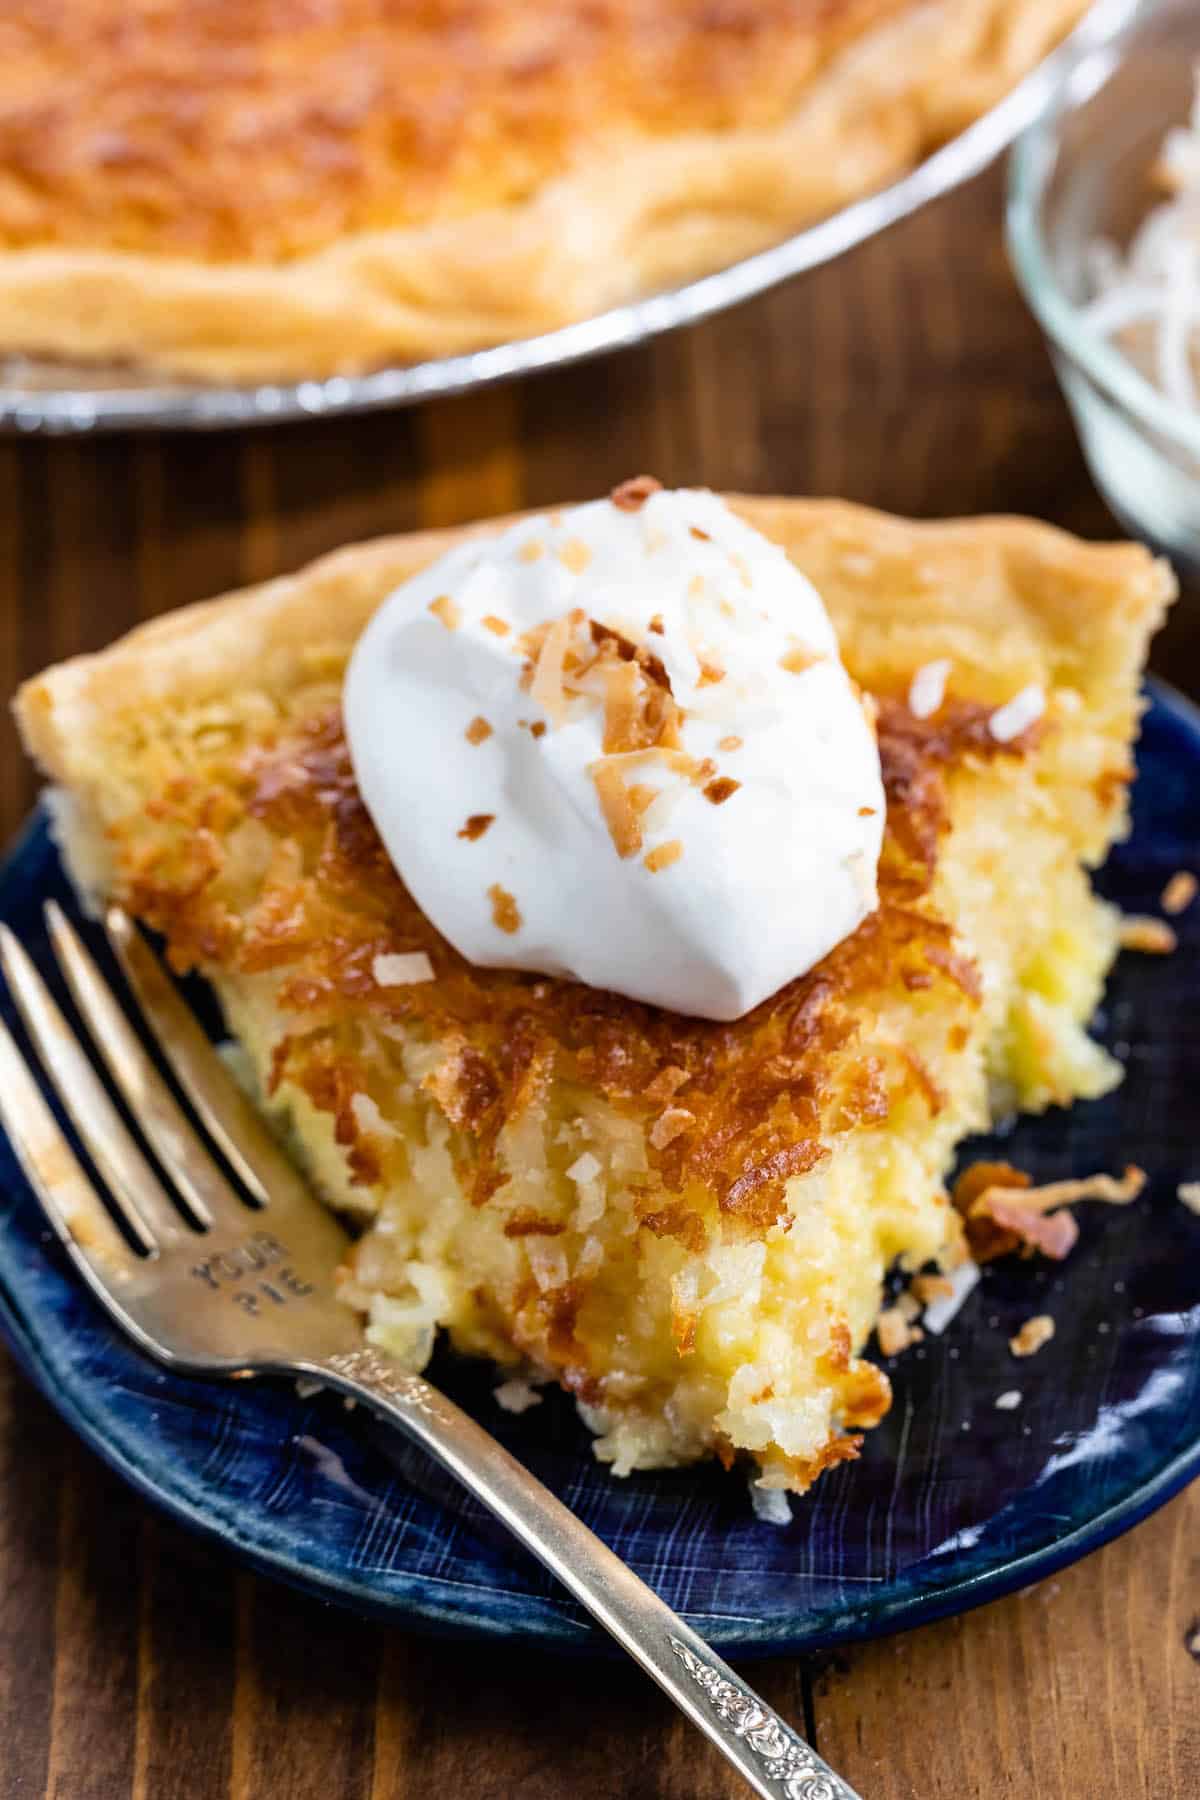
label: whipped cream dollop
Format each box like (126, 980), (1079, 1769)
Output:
(344, 484), (884, 1021)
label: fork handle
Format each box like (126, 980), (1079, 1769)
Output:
(315, 1347), (860, 1800)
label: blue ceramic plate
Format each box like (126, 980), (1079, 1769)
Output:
(1, 683), (1198, 1653)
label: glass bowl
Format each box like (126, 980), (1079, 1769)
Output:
(1007, 0), (1200, 570)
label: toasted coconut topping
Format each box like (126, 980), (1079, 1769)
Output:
(877, 1308), (924, 1357)
(465, 715), (492, 745)
(988, 684), (1044, 742)
(529, 613), (574, 725)
(591, 762), (643, 859)
(974, 1164), (1145, 1214)
(649, 1106), (694, 1150)
(601, 657), (643, 755)
(428, 594), (461, 631)
(610, 475), (662, 512)
(591, 623), (682, 751)
(503, 1207), (566, 1238)
(643, 839), (683, 873)
(1010, 1314), (1055, 1358)
(644, 1064), (689, 1104)
(110, 696), (1025, 1229)
(907, 658), (951, 720)
(518, 539), (545, 563)
(1179, 1182), (1200, 1215)
(956, 1162), (1144, 1262)
(953, 1160), (1029, 1209)
(559, 537), (593, 574)
(689, 525), (711, 542)
(488, 884), (522, 934)
(525, 609), (687, 766)
(718, 735), (743, 752)
(481, 615), (510, 637)
(1162, 871), (1197, 915)
(1119, 914), (1178, 953)
(458, 813), (495, 842)
(779, 646), (820, 674)
(983, 1200), (1079, 1261)
(704, 777), (741, 806)
(649, 613), (666, 633)
(372, 951), (434, 987)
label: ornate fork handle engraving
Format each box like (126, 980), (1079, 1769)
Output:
(320, 1347), (862, 1800)
(669, 1638), (852, 1800)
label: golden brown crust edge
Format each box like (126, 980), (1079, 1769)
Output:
(0, 0), (1088, 379)
(14, 494), (1175, 815)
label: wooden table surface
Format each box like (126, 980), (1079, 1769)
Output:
(0, 161), (1197, 1800)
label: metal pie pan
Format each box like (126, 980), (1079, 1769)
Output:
(0, 0), (1138, 435)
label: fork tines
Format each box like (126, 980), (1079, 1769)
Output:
(0, 902), (275, 1269)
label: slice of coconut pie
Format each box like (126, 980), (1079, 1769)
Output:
(15, 490), (1171, 1493)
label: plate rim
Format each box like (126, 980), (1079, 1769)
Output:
(0, 0), (1138, 437)
(0, 674), (1196, 1655)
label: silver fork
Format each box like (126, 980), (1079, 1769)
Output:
(0, 900), (861, 1800)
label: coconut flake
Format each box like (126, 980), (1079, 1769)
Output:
(749, 1479), (794, 1527)
(528, 1241), (569, 1293)
(529, 613), (575, 727)
(988, 684), (1044, 743)
(1119, 915), (1178, 954)
(994, 1390), (1023, 1411)
(1009, 1314), (1056, 1358)
(567, 1151), (602, 1185)
(649, 1106), (694, 1149)
(577, 1234), (605, 1278)
(1161, 871), (1197, 915)
(877, 1307), (923, 1357)
(373, 951), (434, 987)
(350, 1092), (399, 1140)
(908, 658), (951, 720)
(494, 1378), (544, 1415)
(921, 1260), (981, 1335)
(591, 761), (643, 859)
(1083, 76), (1200, 415)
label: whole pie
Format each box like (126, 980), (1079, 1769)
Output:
(16, 493), (1170, 1494)
(0, 1), (1089, 381)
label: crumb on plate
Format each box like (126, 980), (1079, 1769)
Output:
(1010, 1314), (1055, 1358)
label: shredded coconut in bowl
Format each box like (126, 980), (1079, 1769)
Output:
(1082, 70), (1200, 414)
